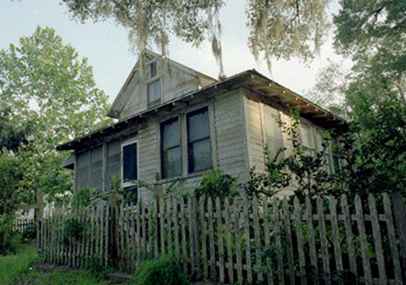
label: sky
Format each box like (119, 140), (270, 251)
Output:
(0, 0), (343, 102)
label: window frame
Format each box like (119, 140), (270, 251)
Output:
(121, 138), (139, 189)
(160, 116), (182, 179)
(186, 107), (212, 174)
(146, 60), (161, 107)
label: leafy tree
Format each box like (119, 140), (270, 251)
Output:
(60, 0), (331, 74)
(0, 26), (111, 209)
(305, 60), (350, 117)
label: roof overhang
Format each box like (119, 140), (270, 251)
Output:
(57, 69), (347, 151)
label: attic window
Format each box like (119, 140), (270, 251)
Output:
(149, 61), (157, 79)
(147, 79), (161, 106)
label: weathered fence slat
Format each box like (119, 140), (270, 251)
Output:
(305, 196), (319, 284)
(317, 196), (331, 284)
(282, 198), (295, 285)
(215, 197), (225, 283)
(200, 197), (208, 280)
(293, 197), (306, 285)
(263, 199), (273, 285)
(341, 195), (357, 276)
(224, 197), (235, 284)
(354, 195), (373, 284)
(37, 192), (406, 285)
(329, 197), (344, 276)
(252, 196), (263, 282)
(368, 194), (387, 283)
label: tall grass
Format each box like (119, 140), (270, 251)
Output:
(0, 245), (109, 285)
(0, 244), (37, 284)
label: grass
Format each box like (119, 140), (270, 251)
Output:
(0, 244), (112, 285)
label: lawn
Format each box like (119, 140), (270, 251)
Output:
(0, 244), (112, 285)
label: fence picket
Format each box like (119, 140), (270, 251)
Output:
(244, 194), (253, 284)
(35, 192), (405, 285)
(252, 196), (263, 282)
(293, 197), (306, 285)
(234, 199), (244, 284)
(317, 196), (330, 284)
(263, 199), (273, 285)
(200, 197), (208, 280)
(273, 199), (285, 285)
(368, 194), (387, 283)
(282, 198), (295, 285)
(329, 197), (344, 277)
(215, 197), (225, 283)
(224, 197), (235, 284)
(340, 195), (357, 276)
(382, 193), (402, 284)
(354, 195), (372, 284)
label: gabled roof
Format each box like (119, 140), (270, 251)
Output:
(57, 69), (347, 151)
(108, 49), (216, 118)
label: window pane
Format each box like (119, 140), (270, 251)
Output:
(148, 79), (161, 105)
(189, 139), (212, 172)
(162, 147), (182, 178)
(187, 108), (209, 142)
(162, 118), (180, 149)
(123, 143), (137, 182)
(149, 61), (157, 78)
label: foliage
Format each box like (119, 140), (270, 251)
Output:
(61, 0), (225, 76)
(0, 244), (37, 285)
(71, 187), (97, 209)
(59, 0), (334, 74)
(0, 216), (22, 255)
(0, 107), (31, 152)
(246, 148), (290, 198)
(0, 244), (106, 285)
(62, 218), (85, 244)
(246, 111), (341, 200)
(247, 0), (330, 68)
(305, 60), (350, 116)
(132, 255), (190, 285)
(0, 26), (111, 206)
(195, 169), (238, 200)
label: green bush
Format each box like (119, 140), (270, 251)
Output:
(195, 169), (237, 200)
(62, 218), (85, 245)
(0, 215), (22, 255)
(132, 255), (190, 285)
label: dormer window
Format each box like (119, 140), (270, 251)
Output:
(147, 61), (161, 106)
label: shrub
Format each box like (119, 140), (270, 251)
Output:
(62, 218), (85, 245)
(132, 255), (190, 285)
(0, 215), (22, 255)
(195, 169), (237, 200)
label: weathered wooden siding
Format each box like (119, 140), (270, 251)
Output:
(117, 58), (214, 121)
(214, 90), (249, 181)
(74, 90), (249, 199)
(243, 94), (329, 174)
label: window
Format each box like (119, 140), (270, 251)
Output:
(300, 122), (319, 154)
(187, 107), (212, 173)
(122, 141), (138, 184)
(149, 61), (157, 79)
(161, 118), (182, 179)
(147, 79), (161, 106)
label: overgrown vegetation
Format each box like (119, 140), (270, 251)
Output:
(132, 255), (190, 285)
(195, 169), (238, 200)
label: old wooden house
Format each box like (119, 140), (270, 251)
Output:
(57, 51), (345, 202)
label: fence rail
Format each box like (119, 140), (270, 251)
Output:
(38, 192), (406, 284)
